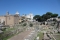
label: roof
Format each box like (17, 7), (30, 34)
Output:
(15, 11), (19, 14)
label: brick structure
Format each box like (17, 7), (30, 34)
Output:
(0, 11), (19, 26)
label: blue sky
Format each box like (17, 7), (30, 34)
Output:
(0, 0), (60, 16)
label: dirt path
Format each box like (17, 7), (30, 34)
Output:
(8, 29), (33, 40)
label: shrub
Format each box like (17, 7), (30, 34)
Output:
(23, 23), (27, 26)
(29, 23), (33, 27)
(19, 22), (21, 24)
(1, 28), (6, 31)
(58, 31), (60, 33)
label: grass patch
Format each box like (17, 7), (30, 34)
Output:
(8, 27), (15, 30)
(53, 35), (60, 40)
(2, 31), (22, 40)
(0, 28), (22, 40)
(37, 32), (44, 40)
(3, 34), (14, 40)
(34, 37), (36, 40)
(55, 32), (60, 34)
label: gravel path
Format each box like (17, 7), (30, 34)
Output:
(8, 29), (33, 40)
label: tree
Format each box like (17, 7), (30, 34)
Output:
(43, 12), (52, 18)
(58, 16), (60, 18)
(46, 12), (52, 15)
(51, 14), (58, 18)
(46, 12), (53, 18)
(42, 14), (50, 20)
(33, 15), (42, 22)
(33, 12), (58, 22)
(33, 15), (40, 19)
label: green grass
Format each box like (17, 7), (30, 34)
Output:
(0, 23), (28, 40)
(3, 34), (15, 40)
(55, 32), (60, 34)
(34, 37), (36, 40)
(0, 27), (20, 40)
(37, 32), (44, 40)
(53, 35), (60, 40)
(3, 27), (26, 40)
(2, 31), (22, 40)
(7, 27), (15, 31)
